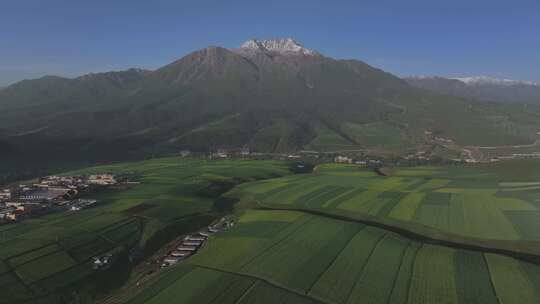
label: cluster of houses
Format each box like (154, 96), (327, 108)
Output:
(209, 148), (251, 159)
(334, 155), (382, 166)
(87, 174), (117, 186)
(191, 147), (503, 167)
(0, 174), (117, 222)
(403, 151), (430, 161)
(491, 152), (540, 160)
(177, 148), (278, 160)
(161, 218), (235, 267)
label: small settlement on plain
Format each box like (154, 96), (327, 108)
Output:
(0, 174), (117, 222)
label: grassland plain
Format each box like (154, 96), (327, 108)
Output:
(127, 209), (540, 304)
(0, 158), (290, 304)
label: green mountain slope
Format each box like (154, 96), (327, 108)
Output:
(1, 38), (539, 165)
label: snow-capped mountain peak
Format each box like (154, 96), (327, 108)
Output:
(240, 38), (319, 56)
(451, 76), (539, 87)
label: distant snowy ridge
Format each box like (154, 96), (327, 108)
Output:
(405, 75), (540, 105)
(451, 76), (539, 87)
(407, 75), (538, 86)
(239, 38), (319, 56)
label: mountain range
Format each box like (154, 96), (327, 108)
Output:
(405, 76), (540, 105)
(1, 38), (540, 167)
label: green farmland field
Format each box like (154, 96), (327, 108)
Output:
(233, 160), (540, 241)
(127, 209), (540, 304)
(97, 159), (540, 304)
(5, 158), (540, 303)
(0, 158), (289, 303)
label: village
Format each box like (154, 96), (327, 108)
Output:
(196, 146), (473, 167)
(182, 132), (512, 167)
(0, 173), (119, 223)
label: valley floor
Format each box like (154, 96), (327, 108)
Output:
(125, 208), (540, 304)
(122, 160), (540, 304)
(2, 158), (540, 303)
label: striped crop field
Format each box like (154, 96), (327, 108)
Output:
(235, 162), (540, 241)
(5, 158), (540, 303)
(454, 250), (498, 304)
(309, 227), (386, 303)
(0, 158), (291, 303)
(344, 234), (409, 304)
(389, 192), (426, 221)
(127, 209), (540, 304)
(485, 254), (540, 304)
(407, 245), (459, 304)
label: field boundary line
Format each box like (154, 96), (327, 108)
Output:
(100, 265), (197, 304)
(4, 242), (58, 261)
(262, 183), (300, 202)
(323, 187), (360, 209)
(204, 276), (256, 304)
(2, 257), (37, 297)
(344, 232), (388, 304)
(302, 186), (342, 208)
(253, 205), (540, 266)
(55, 239), (79, 262)
(406, 243), (424, 304)
(190, 264), (330, 304)
(305, 225), (365, 295)
(9, 247), (65, 268)
(2, 220), (145, 303)
(385, 240), (412, 304)
(239, 215), (314, 270)
(16, 230), (139, 304)
(482, 253), (502, 304)
(202, 275), (251, 304)
(98, 217), (143, 246)
(232, 280), (258, 304)
(398, 243), (420, 304)
(74, 216), (135, 239)
(67, 235), (115, 260)
(101, 218), (140, 235)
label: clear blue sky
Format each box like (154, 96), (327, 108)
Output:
(1, 0), (539, 86)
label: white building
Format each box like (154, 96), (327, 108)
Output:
(334, 156), (353, 163)
(87, 174), (116, 185)
(177, 246), (197, 251)
(0, 190), (11, 200)
(163, 257), (182, 265)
